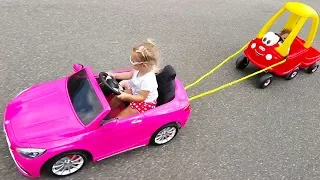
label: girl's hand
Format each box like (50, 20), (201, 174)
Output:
(106, 71), (115, 78)
(108, 70), (134, 80)
(117, 91), (131, 101)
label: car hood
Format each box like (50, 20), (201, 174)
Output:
(4, 77), (84, 143)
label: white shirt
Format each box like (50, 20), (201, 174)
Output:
(127, 70), (158, 102)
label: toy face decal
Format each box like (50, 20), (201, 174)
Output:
(249, 32), (281, 61)
(251, 41), (267, 57)
(262, 32), (280, 46)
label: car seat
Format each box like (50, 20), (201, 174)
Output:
(155, 65), (176, 106)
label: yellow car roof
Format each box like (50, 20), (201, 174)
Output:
(285, 2), (318, 18)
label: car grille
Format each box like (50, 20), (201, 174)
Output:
(3, 124), (30, 176)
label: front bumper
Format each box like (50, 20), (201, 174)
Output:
(3, 123), (43, 178)
(244, 49), (272, 70)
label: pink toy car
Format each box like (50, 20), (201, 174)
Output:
(3, 64), (191, 178)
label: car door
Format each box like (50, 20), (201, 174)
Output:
(93, 113), (146, 159)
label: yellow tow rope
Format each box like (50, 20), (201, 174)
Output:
(185, 41), (286, 102)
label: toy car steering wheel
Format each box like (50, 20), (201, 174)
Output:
(99, 72), (122, 95)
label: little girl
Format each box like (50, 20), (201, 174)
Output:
(108, 39), (159, 119)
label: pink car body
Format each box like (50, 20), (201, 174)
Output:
(3, 64), (191, 178)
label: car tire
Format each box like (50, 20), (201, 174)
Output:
(285, 68), (299, 80)
(43, 151), (88, 177)
(306, 63), (319, 74)
(258, 73), (273, 89)
(150, 123), (179, 146)
(236, 55), (249, 69)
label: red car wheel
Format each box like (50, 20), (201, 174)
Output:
(285, 68), (299, 80)
(236, 55), (249, 70)
(306, 63), (319, 74)
(258, 73), (273, 89)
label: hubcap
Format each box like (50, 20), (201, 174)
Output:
(291, 71), (298, 78)
(155, 127), (177, 144)
(312, 66), (318, 73)
(52, 155), (84, 176)
(264, 79), (271, 86)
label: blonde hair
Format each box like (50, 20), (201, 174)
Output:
(132, 38), (160, 67)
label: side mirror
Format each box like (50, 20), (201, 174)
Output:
(73, 63), (84, 72)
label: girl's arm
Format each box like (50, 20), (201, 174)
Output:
(117, 78), (154, 102)
(118, 90), (149, 102)
(110, 69), (134, 80)
(127, 90), (149, 102)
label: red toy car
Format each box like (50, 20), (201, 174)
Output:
(235, 2), (320, 88)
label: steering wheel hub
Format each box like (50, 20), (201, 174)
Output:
(99, 72), (121, 95)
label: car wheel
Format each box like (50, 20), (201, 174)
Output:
(236, 55), (249, 69)
(44, 151), (88, 177)
(306, 63), (319, 74)
(150, 123), (179, 146)
(258, 73), (273, 89)
(285, 68), (299, 80)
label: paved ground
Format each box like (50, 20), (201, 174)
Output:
(0, 0), (320, 179)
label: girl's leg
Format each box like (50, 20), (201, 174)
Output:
(115, 101), (156, 119)
(109, 96), (122, 109)
(115, 106), (138, 119)
(109, 89), (132, 109)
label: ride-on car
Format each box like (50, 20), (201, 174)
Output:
(3, 64), (191, 178)
(236, 2), (320, 88)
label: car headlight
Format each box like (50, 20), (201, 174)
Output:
(251, 43), (256, 49)
(16, 148), (46, 158)
(265, 54), (272, 60)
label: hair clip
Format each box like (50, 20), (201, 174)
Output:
(135, 46), (147, 60)
(136, 46), (145, 52)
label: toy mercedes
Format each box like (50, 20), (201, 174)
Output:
(3, 64), (191, 178)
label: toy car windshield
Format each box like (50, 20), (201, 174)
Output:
(67, 69), (104, 125)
